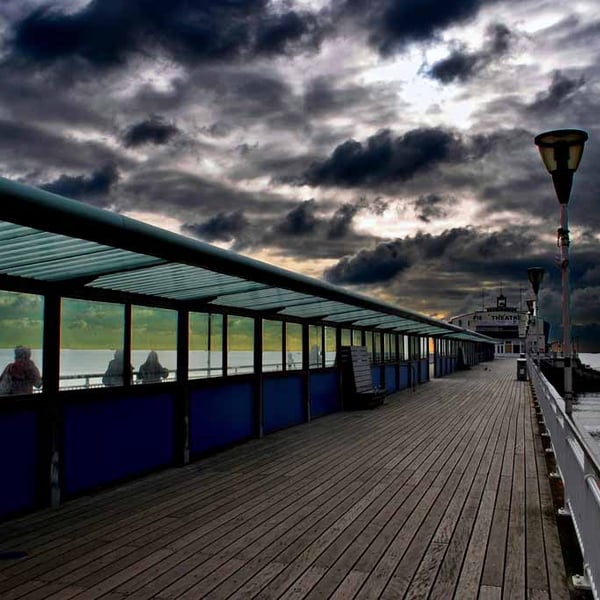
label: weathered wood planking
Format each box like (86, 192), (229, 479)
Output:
(0, 359), (570, 599)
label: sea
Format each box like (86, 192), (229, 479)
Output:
(1, 348), (598, 390)
(578, 353), (600, 372)
(0, 348), (335, 390)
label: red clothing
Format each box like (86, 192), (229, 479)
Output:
(0, 358), (42, 395)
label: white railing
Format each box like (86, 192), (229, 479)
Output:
(528, 357), (600, 599)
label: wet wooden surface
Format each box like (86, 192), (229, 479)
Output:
(0, 359), (569, 599)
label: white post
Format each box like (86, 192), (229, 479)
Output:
(559, 204), (573, 415)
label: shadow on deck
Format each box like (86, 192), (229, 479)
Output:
(0, 359), (571, 599)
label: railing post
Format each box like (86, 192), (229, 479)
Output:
(42, 292), (61, 509)
(176, 310), (190, 465)
(254, 318), (263, 438)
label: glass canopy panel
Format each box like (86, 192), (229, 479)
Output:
(0, 223), (165, 282)
(324, 309), (383, 323)
(90, 264), (269, 300)
(213, 286), (314, 310)
(279, 301), (346, 318)
(4, 250), (161, 282)
(0, 222), (43, 242)
(374, 319), (421, 329)
(351, 314), (412, 326)
(91, 264), (240, 291)
(171, 282), (268, 301)
(210, 288), (313, 309)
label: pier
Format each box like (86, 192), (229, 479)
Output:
(0, 359), (569, 599)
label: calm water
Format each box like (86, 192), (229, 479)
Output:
(2, 347), (596, 390)
(579, 353), (600, 371)
(0, 348), (333, 389)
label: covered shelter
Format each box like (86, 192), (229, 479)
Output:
(0, 177), (495, 521)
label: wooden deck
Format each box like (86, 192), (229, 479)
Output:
(0, 359), (569, 599)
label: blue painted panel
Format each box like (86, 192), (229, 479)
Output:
(310, 371), (339, 418)
(435, 356), (441, 377)
(451, 358), (457, 372)
(371, 366), (381, 388)
(399, 364), (409, 389)
(64, 393), (175, 496)
(190, 381), (254, 454)
(385, 365), (397, 393)
(264, 375), (304, 434)
(420, 359), (428, 383)
(0, 410), (37, 518)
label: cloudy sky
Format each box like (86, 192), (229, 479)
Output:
(1, 0), (599, 349)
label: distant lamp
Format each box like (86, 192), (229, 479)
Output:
(534, 129), (588, 415)
(526, 299), (535, 315)
(534, 129), (588, 204)
(527, 267), (545, 297)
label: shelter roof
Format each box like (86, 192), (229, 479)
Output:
(0, 177), (494, 344)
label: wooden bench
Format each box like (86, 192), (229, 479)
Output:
(339, 346), (386, 409)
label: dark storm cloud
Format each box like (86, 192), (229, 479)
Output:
(427, 23), (512, 84)
(275, 200), (318, 235)
(8, 1), (323, 69)
(120, 168), (294, 217)
(303, 127), (485, 187)
(338, 0), (492, 55)
(324, 227), (536, 285)
(428, 51), (480, 85)
(123, 116), (179, 148)
(325, 241), (412, 284)
(326, 197), (390, 239)
(40, 164), (120, 204)
(414, 193), (452, 222)
(0, 119), (130, 173)
(182, 210), (248, 243)
(327, 203), (360, 239)
(527, 70), (586, 113)
(254, 10), (323, 55)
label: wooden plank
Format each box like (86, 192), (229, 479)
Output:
(479, 584), (502, 599)
(382, 392), (505, 599)
(0, 360), (572, 600)
(532, 401), (570, 600)
(431, 369), (518, 599)
(503, 377), (526, 599)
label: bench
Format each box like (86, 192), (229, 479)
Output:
(339, 346), (386, 409)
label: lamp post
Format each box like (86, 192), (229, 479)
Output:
(527, 267), (545, 359)
(534, 129), (588, 415)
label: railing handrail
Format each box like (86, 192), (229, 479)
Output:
(528, 357), (600, 599)
(530, 357), (600, 476)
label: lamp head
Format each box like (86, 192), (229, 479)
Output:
(526, 299), (535, 315)
(527, 267), (545, 295)
(534, 129), (588, 204)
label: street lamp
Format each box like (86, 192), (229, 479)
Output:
(527, 267), (545, 358)
(527, 267), (545, 316)
(534, 129), (588, 415)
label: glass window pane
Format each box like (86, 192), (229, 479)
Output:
(0, 291), (44, 395)
(61, 298), (124, 389)
(228, 315), (254, 375)
(373, 332), (381, 362)
(365, 332), (374, 362)
(352, 329), (362, 346)
(341, 328), (351, 347)
(286, 323), (302, 371)
(188, 312), (217, 379)
(309, 325), (323, 369)
(383, 333), (391, 361)
(324, 326), (336, 367)
(210, 314), (223, 376)
(132, 306), (177, 384)
(263, 320), (283, 372)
